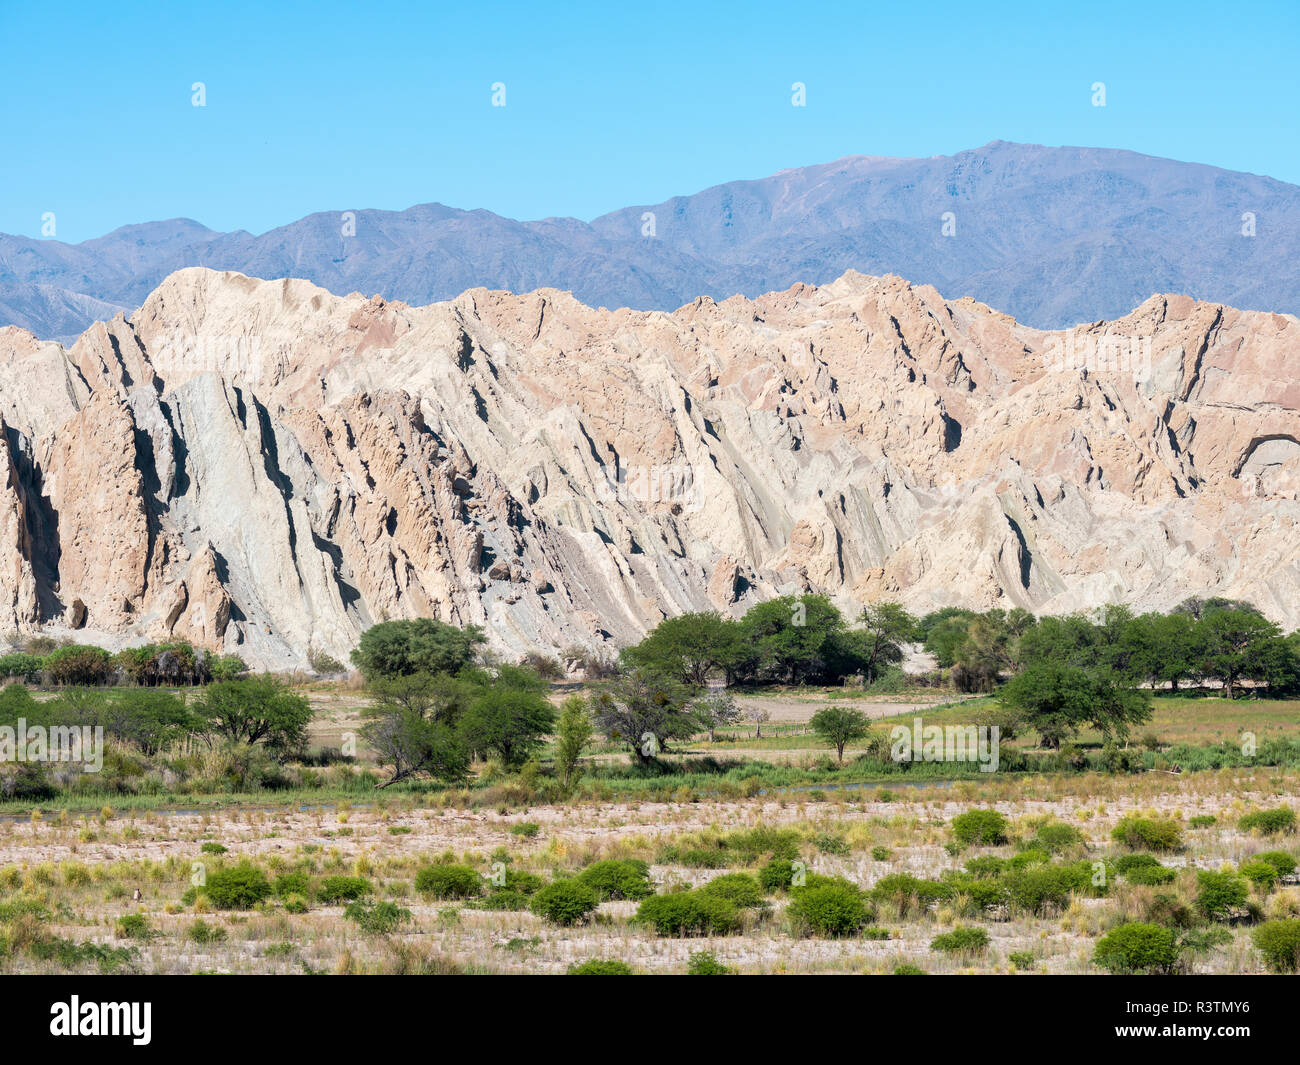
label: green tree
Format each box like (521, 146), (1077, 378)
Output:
(361, 672), (472, 787)
(96, 689), (198, 755)
(740, 594), (845, 685)
(350, 618), (486, 680)
(44, 645), (115, 686)
(852, 602), (918, 682)
(623, 612), (743, 687)
(590, 668), (701, 766)
(809, 705), (870, 763)
(1197, 606), (1285, 698)
(195, 675), (313, 759)
(1000, 661), (1150, 748)
(554, 695), (593, 790)
(461, 685), (556, 768)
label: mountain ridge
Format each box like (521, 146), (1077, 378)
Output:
(4, 141), (1297, 343)
(1, 265), (1298, 667)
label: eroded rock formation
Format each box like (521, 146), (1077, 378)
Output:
(1, 267), (1298, 666)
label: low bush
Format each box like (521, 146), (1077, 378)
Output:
(315, 876), (372, 904)
(568, 959), (632, 975)
(1239, 808), (1296, 835)
(686, 950), (733, 975)
(1196, 871), (1250, 921)
(1093, 922), (1181, 974)
(930, 927), (989, 955)
(344, 900), (412, 934)
(203, 864), (272, 909)
(575, 859), (653, 901)
(1034, 822), (1084, 853)
(531, 879), (599, 926)
(788, 882), (871, 937)
(1252, 919), (1300, 972)
(185, 919), (227, 945)
(414, 864), (482, 900)
(636, 891), (740, 937)
(1124, 864), (1177, 886)
(758, 858), (798, 892)
(951, 809), (1009, 846)
(114, 914), (152, 940)
(698, 873), (766, 909)
(1111, 816), (1183, 852)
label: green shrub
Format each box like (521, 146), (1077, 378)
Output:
(636, 891), (740, 936)
(575, 859), (653, 901)
(531, 879), (599, 926)
(1239, 808), (1296, 835)
(1008, 950), (1035, 971)
(758, 858), (798, 892)
(1093, 922), (1180, 974)
(343, 900), (411, 934)
(1255, 850), (1297, 876)
(686, 950), (733, 975)
(1239, 860), (1280, 890)
(788, 882), (871, 937)
(1114, 853), (1162, 875)
(510, 822), (541, 839)
(273, 872), (311, 899)
(1252, 919), (1300, 972)
(872, 873), (953, 916)
(315, 876), (372, 904)
(1124, 864), (1177, 886)
(1145, 892), (1196, 929)
(1196, 870), (1249, 921)
(698, 873), (766, 909)
(568, 959), (633, 975)
(199, 842), (228, 855)
(892, 963), (926, 974)
(414, 864), (483, 900)
(282, 893), (309, 914)
(951, 809), (1009, 846)
(659, 847), (730, 869)
(1004, 863), (1097, 914)
(930, 926), (989, 954)
(472, 890), (532, 912)
(812, 833), (850, 855)
(203, 863), (272, 909)
(1112, 816), (1183, 852)
(1189, 815), (1217, 829)
(1034, 822), (1084, 853)
(114, 913), (152, 940)
(185, 919), (227, 944)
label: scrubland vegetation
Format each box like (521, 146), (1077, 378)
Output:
(0, 595), (1297, 974)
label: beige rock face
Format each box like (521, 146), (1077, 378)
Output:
(1, 266), (1299, 666)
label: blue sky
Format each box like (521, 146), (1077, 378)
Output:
(2, 0), (1297, 242)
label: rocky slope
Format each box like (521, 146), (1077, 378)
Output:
(4, 142), (1298, 343)
(1, 267), (1299, 667)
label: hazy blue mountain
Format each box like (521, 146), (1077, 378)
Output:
(3, 141), (1297, 343)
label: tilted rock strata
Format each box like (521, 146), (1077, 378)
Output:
(0, 268), (1298, 666)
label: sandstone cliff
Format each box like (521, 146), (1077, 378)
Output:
(1, 268), (1298, 666)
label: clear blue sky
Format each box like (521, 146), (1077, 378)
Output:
(2, 0), (1297, 242)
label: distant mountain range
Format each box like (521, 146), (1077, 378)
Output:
(3, 140), (1298, 342)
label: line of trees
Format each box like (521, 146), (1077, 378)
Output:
(622, 596), (914, 689)
(921, 598), (1300, 700)
(0, 638), (247, 687)
(0, 676), (311, 757)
